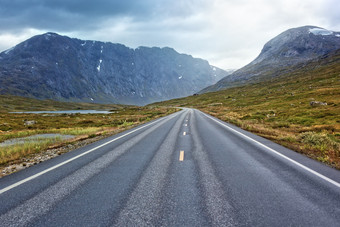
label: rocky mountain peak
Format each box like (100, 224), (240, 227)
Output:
(200, 25), (340, 93)
(251, 26), (340, 65)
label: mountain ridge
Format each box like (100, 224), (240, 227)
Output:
(0, 32), (229, 105)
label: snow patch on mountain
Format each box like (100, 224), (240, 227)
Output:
(309, 28), (333, 36)
(97, 59), (103, 72)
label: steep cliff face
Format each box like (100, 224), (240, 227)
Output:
(0, 33), (228, 105)
(201, 26), (340, 93)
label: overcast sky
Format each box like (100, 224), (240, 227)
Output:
(0, 0), (339, 69)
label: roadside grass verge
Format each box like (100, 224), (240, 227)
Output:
(0, 105), (178, 167)
(0, 137), (63, 165)
(150, 52), (340, 169)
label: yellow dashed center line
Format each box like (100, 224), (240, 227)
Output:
(179, 151), (184, 161)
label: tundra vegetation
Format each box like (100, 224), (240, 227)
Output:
(0, 95), (177, 171)
(151, 51), (340, 169)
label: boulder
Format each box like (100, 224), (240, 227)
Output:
(310, 101), (327, 106)
(24, 120), (37, 126)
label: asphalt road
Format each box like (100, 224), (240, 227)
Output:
(0, 108), (339, 226)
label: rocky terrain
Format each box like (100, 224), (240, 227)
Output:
(201, 26), (340, 93)
(0, 33), (229, 105)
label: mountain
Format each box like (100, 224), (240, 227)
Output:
(201, 25), (340, 93)
(0, 33), (229, 105)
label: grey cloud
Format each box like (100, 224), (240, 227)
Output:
(1, 0), (338, 69)
(0, 0), (207, 33)
(0, 0), (156, 32)
(321, 0), (340, 29)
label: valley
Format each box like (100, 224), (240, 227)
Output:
(0, 25), (339, 175)
(1, 2), (340, 225)
(151, 49), (340, 169)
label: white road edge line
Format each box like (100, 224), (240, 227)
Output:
(201, 111), (340, 189)
(0, 115), (170, 195)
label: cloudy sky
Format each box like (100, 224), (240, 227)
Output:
(0, 0), (339, 69)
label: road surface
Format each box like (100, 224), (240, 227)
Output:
(0, 108), (339, 226)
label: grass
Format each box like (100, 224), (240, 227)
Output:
(150, 50), (340, 169)
(0, 137), (63, 165)
(0, 95), (124, 113)
(0, 98), (178, 166)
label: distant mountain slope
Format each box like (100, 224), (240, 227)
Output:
(201, 26), (340, 93)
(0, 33), (229, 105)
(152, 47), (340, 169)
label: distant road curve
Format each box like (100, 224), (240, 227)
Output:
(0, 108), (339, 226)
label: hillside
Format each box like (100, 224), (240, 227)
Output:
(202, 26), (340, 93)
(0, 33), (229, 105)
(0, 95), (125, 113)
(151, 49), (340, 169)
